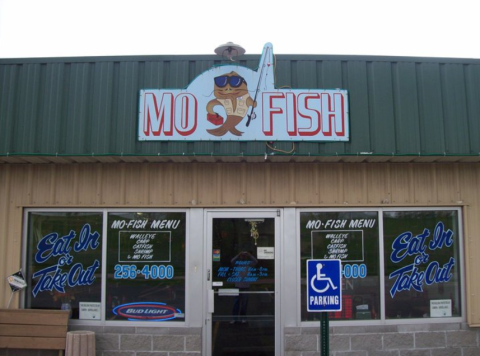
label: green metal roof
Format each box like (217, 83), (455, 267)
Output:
(1, 54), (480, 163)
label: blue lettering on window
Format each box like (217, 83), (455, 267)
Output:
(32, 223), (101, 297)
(389, 222), (455, 298)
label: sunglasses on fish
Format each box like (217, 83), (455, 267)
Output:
(214, 75), (247, 88)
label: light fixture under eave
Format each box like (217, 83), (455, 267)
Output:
(214, 42), (245, 61)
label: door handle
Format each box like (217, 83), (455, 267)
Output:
(207, 269), (211, 281)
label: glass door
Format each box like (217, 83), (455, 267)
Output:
(206, 211), (279, 356)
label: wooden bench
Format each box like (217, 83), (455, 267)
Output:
(0, 308), (70, 356)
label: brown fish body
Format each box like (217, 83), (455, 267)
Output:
(206, 71), (256, 137)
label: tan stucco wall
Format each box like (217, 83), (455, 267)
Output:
(1, 162), (479, 324)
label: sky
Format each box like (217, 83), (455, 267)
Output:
(0, 0), (479, 59)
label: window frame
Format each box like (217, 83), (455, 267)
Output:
(298, 207), (465, 326)
(22, 208), (190, 327)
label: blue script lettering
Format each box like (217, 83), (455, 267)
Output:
(390, 229), (429, 263)
(67, 261), (100, 286)
(35, 231), (76, 263)
(32, 260), (100, 297)
(425, 257), (455, 284)
(389, 257), (455, 297)
(74, 224), (100, 252)
(389, 264), (425, 297)
(35, 224), (100, 263)
(429, 222), (454, 250)
(32, 265), (67, 296)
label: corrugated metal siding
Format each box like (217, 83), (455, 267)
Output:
(0, 162), (479, 324)
(1, 55), (480, 160)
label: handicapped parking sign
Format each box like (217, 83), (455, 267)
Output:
(307, 259), (342, 312)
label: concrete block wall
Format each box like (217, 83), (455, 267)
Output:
(2, 322), (478, 355)
(69, 325), (202, 356)
(285, 323), (480, 356)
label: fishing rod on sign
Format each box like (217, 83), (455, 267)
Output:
(246, 46), (271, 127)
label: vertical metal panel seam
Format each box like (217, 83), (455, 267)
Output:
(366, 61), (374, 152)
(454, 163), (461, 202)
(341, 60), (349, 89)
(241, 163), (246, 203)
(71, 164), (78, 205)
(142, 164), (148, 205)
(50, 165), (56, 204)
(216, 164), (221, 205)
(96, 164), (103, 205)
(0, 65), (16, 151)
(110, 61), (120, 152)
(289, 164), (295, 204)
(0, 166), (11, 305)
(59, 62), (71, 153)
(439, 63), (449, 154)
(36, 63), (47, 153)
(362, 164), (368, 204)
(387, 163), (392, 202)
(290, 60), (298, 89)
(415, 62), (425, 154)
(266, 164), (271, 204)
(188, 61), (197, 85)
(26, 165), (33, 205)
(315, 60), (323, 88)
(339, 164), (344, 204)
(85, 62), (96, 153)
(193, 162), (199, 205)
(169, 163), (175, 205)
(391, 62), (399, 154)
(462, 63), (473, 153)
(120, 164), (126, 205)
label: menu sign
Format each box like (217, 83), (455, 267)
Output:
(301, 211), (379, 282)
(311, 230), (364, 262)
(106, 212), (186, 321)
(119, 231), (171, 262)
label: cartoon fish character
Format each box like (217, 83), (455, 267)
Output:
(206, 71), (256, 136)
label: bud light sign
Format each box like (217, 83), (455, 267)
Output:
(113, 302), (182, 321)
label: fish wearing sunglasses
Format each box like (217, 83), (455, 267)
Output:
(214, 75), (247, 88)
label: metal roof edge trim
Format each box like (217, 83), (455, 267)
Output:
(2, 54), (480, 65)
(1, 152), (479, 158)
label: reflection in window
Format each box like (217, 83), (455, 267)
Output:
(25, 212), (103, 320)
(384, 210), (461, 319)
(106, 211), (186, 322)
(24, 210), (186, 322)
(300, 211), (380, 321)
(300, 209), (462, 322)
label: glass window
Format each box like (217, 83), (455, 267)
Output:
(300, 210), (380, 321)
(383, 210), (461, 319)
(25, 211), (103, 320)
(25, 209), (186, 323)
(300, 208), (463, 323)
(106, 211), (186, 321)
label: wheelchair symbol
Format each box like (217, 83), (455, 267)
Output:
(310, 263), (338, 293)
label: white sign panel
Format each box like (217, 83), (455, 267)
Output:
(138, 43), (349, 142)
(430, 299), (452, 317)
(79, 302), (101, 320)
(257, 247), (274, 260)
(7, 270), (27, 292)
(307, 259), (342, 312)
